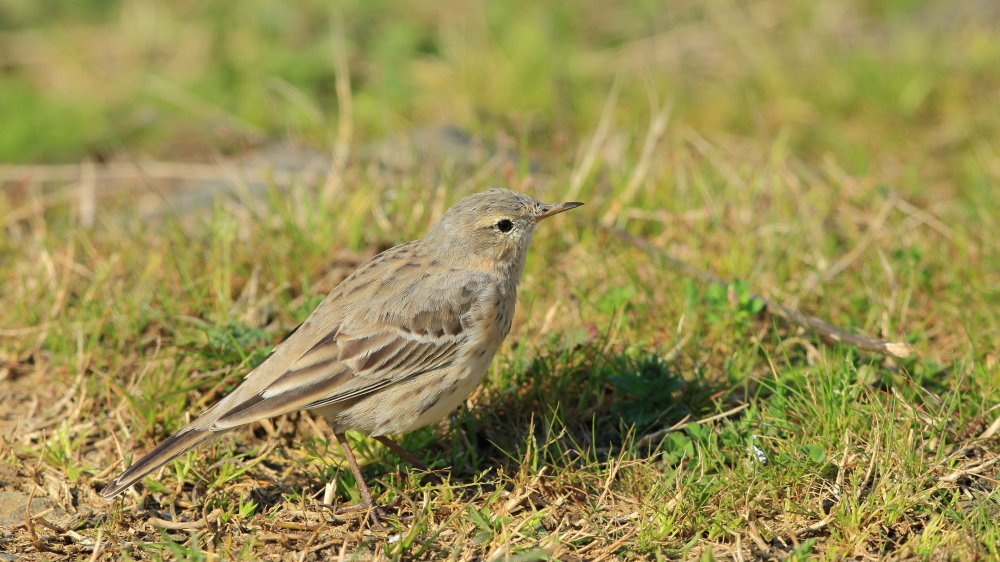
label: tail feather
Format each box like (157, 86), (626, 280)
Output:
(100, 428), (219, 498)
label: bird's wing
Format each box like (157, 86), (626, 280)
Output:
(100, 258), (491, 498)
(209, 273), (484, 430)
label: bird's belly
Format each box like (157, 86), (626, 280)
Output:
(397, 367), (485, 433)
(316, 346), (497, 436)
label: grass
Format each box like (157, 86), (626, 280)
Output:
(1, 0), (999, 559)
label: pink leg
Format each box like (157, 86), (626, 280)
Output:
(374, 436), (429, 470)
(334, 433), (385, 529)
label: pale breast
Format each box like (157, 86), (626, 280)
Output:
(315, 343), (500, 436)
(314, 276), (514, 436)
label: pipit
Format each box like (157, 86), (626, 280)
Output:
(100, 188), (582, 527)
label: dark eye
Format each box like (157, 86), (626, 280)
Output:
(496, 219), (514, 232)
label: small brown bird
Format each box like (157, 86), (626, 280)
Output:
(101, 188), (582, 527)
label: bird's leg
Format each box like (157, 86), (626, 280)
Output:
(374, 435), (444, 484)
(373, 436), (428, 470)
(333, 433), (387, 529)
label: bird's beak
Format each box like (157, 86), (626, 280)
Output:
(533, 201), (584, 222)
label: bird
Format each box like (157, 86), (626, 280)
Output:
(100, 188), (583, 528)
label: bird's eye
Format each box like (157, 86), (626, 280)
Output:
(496, 219), (514, 232)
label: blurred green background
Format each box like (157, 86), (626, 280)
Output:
(2, 0), (997, 182)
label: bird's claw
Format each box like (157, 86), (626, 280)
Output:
(312, 497), (403, 530)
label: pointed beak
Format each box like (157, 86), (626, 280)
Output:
(533, 201), (584, 222)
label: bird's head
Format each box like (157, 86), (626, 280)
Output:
(425, 188), (583, 275)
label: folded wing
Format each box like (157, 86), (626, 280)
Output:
(211, 274), (482, 429)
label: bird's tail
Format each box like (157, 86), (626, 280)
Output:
(100, 428), (220, 498)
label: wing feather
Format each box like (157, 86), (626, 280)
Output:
(211, 271), (487, 430)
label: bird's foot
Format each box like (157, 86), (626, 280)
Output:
(313, 497), (402, 530)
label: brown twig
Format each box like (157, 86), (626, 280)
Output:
(88, 528), (104, 562)
(979, 403), (1000, 440)
(608, 227), (916, 359)
(147, 510), (219, 531)
(936, 455), (1000, 483)
(590, 527), (640, 562)
(24, 484), (45, 551)
(147, 517), (208, 530)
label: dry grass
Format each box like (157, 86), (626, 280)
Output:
(2, 0), (1000, 560)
